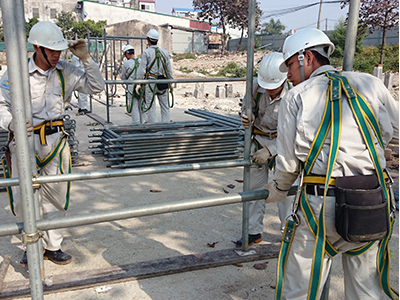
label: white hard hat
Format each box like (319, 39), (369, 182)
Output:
(28, 21), (69, 51)
(147, 29), (159, 41)
(122, 44), (135, 54)
(280, 28), (335, 72)
(257, 52), (287, 90)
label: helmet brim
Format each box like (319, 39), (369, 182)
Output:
(258, 76), (286, 90)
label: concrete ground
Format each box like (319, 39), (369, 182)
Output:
(0, 81), (398, 300)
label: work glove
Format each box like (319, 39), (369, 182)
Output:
(241, 114), (254, 129)
(8, 119), (33, 137)
(251, 147), (271, 164)
(263, 181), (288, 203)
(68, 40), (90, 61)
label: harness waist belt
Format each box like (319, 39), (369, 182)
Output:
(34, 126), (62, 135)
(305, 184), (336, 196)
(253, 128), (277, 138)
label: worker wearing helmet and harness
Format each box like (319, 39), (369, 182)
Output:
(235, 52), (293, 247)
(264, 28), (399, 299)
(120, 44), (145, 124)
(136, 29), (174, 123)
(0, 21), (105, 266)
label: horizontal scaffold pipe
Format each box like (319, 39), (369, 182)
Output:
(107, 77), (246, 85)
(0, 160), (251, 187)
(0, 189), (270, 237)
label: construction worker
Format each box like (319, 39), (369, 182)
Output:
(120, 44), (145, 124)
(136, 29), (173, 123)
(235, 52), (292, 247)
(0, 21), (105, 266)
(71, 54), (90, 115)
(264, 28), (399, 299)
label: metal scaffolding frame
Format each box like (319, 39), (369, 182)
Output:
(0, 0), (360, 298)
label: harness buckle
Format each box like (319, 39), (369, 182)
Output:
(286, 212), (301, 226)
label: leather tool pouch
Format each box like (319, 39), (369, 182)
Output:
(156, 75), (168, 90)
(334, 174), (388, 243)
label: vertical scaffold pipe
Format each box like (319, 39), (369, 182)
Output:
(343, 0), (361, 71)
(241, 0), (256, 251)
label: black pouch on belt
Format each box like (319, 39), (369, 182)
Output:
(156, 75), (168, 90)
(334, 174), (388, 243)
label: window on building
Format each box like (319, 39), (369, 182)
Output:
(50, 9), (57, 19)
(32, 7), (39, 18)
(141, 4), (149, 10)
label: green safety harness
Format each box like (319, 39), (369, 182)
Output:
(139, 47), (174, 113)
(125, 58), (140, 114)
(2, 68), (72, 215)
(275, 72), (398, 300)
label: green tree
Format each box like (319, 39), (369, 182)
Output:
(260, 18), (285, 35)
(56, 11), (76, 40)
(72, 19), (107, 38)
(25, 17), (39, 39)
(329, 20), (365, 59)
(194, 0), (261, 51)
(341, 0), (399, 65)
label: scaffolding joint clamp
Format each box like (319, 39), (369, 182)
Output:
(32, 175), (41, 189)
(21, 231), (43, 245)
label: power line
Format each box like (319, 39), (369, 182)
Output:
(262, 1), (343, 19)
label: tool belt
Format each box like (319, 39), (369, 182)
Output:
(334, 174), (389, 243)
(252, 127), (277, 138)
(33, 120), (64, 145)
(146, 72), (168, 91)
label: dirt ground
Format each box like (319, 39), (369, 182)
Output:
(0, 56), (398, 300)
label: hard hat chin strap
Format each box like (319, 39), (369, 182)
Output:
(40, 46), (52, 68)
(298, 51), (305, 82)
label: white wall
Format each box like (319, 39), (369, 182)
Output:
(84, 1), (191, 28)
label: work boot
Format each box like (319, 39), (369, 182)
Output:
(234, 233), (262, 247)
(77, 108), (90, 115)
(20, 251), (27, 267)
(43, 249), (72, 265)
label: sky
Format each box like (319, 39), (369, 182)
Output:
(155, 0), (348, 32)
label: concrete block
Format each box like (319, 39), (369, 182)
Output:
(384, 72), (394, 91)
(373, 64), (383, 80)
(216, 85), (226, 98)
(194, 83), (204, 99)
(225, 84), (233, 98)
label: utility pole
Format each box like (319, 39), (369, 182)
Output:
(317, 0), (323, 29)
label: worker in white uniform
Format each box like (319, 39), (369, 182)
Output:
(0, 21), (105, 266)
(71, 54), (90, 115)
(264, 28), (399, 299)
(235, 52), (293, 247)
(120, 44), (145, 124)
(136, 29), (173, 123)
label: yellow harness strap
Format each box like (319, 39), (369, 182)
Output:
(33, 120), (64, 145)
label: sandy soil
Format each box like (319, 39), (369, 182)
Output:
(0, 56), (398, 299)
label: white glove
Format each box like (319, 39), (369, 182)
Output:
(263, 181), (288, 203)
(241, 114), (254, 129)
(251, 147), (271, 164)
(68, 40), (90, 61)
(8, 119), (33, 137)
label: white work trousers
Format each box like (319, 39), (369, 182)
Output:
(144, 83), (170, 123)
(127, 86), (145, 124)
(10, 132), (71, 251)
(248, 143), (293, 234)
(77, 92), (88, 110)
(281, 193), (382, 300)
